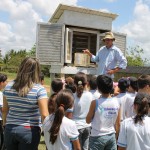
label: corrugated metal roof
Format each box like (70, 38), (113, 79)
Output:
(49, 4), (118, 23)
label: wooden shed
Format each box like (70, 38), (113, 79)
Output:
(36, 4), (126, 78)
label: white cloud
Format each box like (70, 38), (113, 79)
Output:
(119, 0), (150, 59)
(0, 0), (77, 55)
(99, 8), (110, 13)
(28, 0), (77, 16)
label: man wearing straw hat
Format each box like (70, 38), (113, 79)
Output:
(83, 32), (127, 78)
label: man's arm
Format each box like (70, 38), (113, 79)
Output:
(83, 49), (100, 63)
(83, 49), (93, 57)
(107, 67), (121, 75)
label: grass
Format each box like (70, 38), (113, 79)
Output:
(1, 71), (51, 86)
(39, 136), (46, 150)
(44, 76), (51, 86)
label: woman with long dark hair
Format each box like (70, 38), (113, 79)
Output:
(3, 57), (49, 150)
(118, 92), (150, 150)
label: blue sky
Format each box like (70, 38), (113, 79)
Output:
(78, 0), (136, 27)
(0, 0), (150, 59)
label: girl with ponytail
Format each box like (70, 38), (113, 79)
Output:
(43, 89), (81, 150)
(118, 92), (150, 150)
(72, 72), (93, 150)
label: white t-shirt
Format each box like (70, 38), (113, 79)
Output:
(89, 90), (101, 100)
(125, 92), (137, 118)
(118, 116), (150, 150)
(0, 91), (3, 120)
(116, 93), (128, 121)
(72, 91), (93, 129)
(91, 97), (120, 136)
(43, 114), (79, 150)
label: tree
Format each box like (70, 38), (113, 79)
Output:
(27, 44), (36, 57)
(1, 45), (50, 76)
(126, 46), (149, 66)
(2, 49), (27, 72)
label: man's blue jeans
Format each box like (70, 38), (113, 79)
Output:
(4, 124), (41, 150)
(89, 133), (117, 150)
(78, 127), (91, 150)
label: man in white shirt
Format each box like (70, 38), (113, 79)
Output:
(83, 32), (127, 78)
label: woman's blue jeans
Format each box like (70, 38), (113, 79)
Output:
(4, 124), (41, 150)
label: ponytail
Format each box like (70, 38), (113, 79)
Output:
(49, 89), (74, 144)
(134, 93), (150, 124)
(74, 72), (87, 98)
(76, 84), (84, 98)
(49, 105), (65, 144)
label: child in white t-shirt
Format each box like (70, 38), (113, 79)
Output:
(116, 78), (130, 121)
(125, 77), (138, 118)
(72, 72), (93, 150)
(43, 89), (81, 150)
(86, 75), (120, 150)
(118, 92), (150, 150)
(88, 75), (101, 99)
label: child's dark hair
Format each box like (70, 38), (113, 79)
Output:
(49, 89), (74, 144)
(89, 75), (97, 90)
(65, 77), (76, 93)
(138, 75), (150, 89)
(48, 93), (57, 114)
(74, 72), (87, 97)
(128, 77), (138, 92)
(0, 73), (7, 82)
(51, 78), (63, 93)
(39, 72), (44, 82)
(134, 92), (150, 124)
(118, 78), (130, 92)
(97, 75), (113, 94)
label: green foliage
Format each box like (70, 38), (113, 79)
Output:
(0, 45), (50, 77)
(126, 45), (149, 66)
(41, 65), (50, 77)
(1, 49), (27, 72)
(27, 44), (36, 57)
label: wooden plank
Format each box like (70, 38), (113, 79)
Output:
(36, 23), (64, 65)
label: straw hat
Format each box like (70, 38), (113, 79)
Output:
(102, 32), (115, 41)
